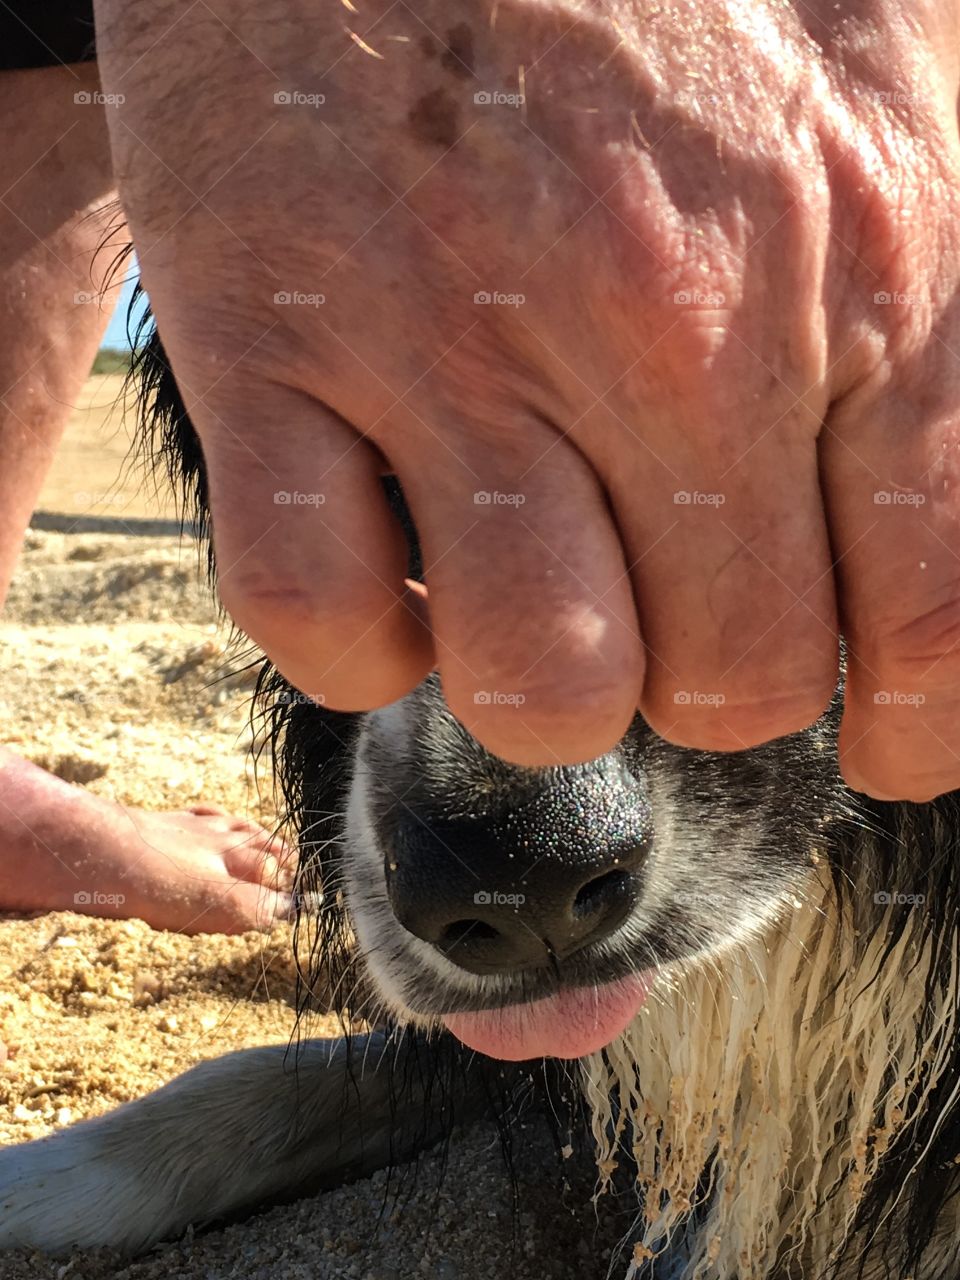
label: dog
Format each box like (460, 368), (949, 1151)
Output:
(1, 323), (959, 1279)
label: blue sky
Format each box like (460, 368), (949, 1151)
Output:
(102, 259), (150, 349)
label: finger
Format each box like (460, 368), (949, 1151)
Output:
(394, 414), (644, 766)
(602, 424), (838, 751)
(184, 381), (433, 709)
(824, 364), (960, 801)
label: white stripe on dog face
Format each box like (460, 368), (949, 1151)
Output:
(345, 706), (515, 1020)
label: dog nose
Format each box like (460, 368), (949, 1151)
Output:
(383, 764), (651, 975)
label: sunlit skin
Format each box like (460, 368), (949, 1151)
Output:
(84, 0), (960, 801)
(0, 64), (290, 935)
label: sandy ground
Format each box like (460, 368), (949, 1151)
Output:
(0, 378), (624, 1278)
(37, 373), (173, 524)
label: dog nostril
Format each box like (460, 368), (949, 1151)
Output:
(573, 869), (633, 920)
(439, 919), (501, 950)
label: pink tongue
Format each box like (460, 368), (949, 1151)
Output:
(441, 975), (651, 1061)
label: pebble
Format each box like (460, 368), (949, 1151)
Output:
(75, 967), (95, 992)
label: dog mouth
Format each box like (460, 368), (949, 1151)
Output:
(439, 973), (653, 1060)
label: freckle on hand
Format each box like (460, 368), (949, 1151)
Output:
(408, 88), (461, 149)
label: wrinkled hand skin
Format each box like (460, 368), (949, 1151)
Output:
(93, 0), (960, 799)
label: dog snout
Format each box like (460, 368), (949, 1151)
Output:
(382, 766), (651, 976)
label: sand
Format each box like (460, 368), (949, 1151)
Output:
(0, 379), (624, 1279)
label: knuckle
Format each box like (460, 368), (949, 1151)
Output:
(860, 585), (960, 684)
(645, 685), (831, 753)
(217, 576), (319, 633)
(445, 661), (639, 766)
(217, 574), (380, 648)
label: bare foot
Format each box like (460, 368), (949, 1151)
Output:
(0, 749), (292, 935)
